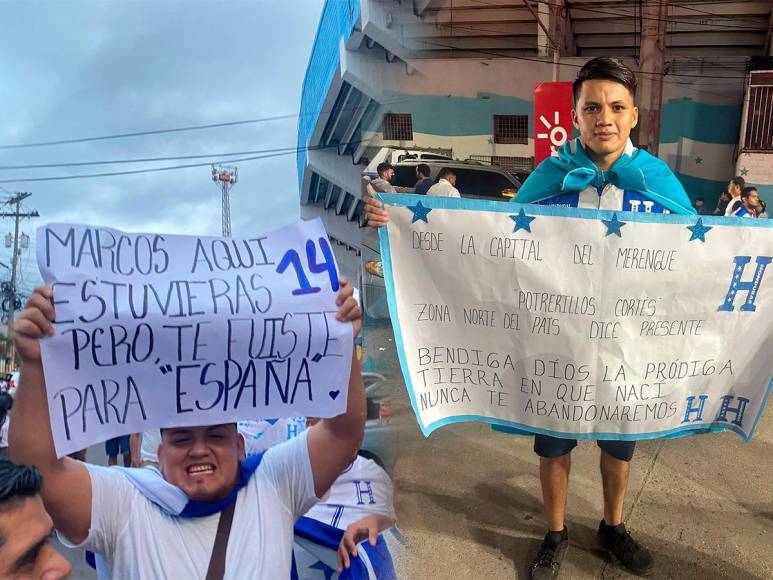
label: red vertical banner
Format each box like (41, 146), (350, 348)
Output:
(533, 81), (574, 167)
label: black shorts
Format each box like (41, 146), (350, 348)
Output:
(105, 435), (131, 456)
(534, 434), (636, 462)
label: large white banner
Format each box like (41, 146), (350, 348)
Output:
(378, 194), (773, 442)
(38, 220), (352, 456)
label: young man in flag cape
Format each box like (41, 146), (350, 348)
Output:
(364, 57), (694, 578)
(10, 278), (366, 579)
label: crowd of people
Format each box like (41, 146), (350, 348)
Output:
(0, 276), (401, 579)
(701, 176), (768, 218)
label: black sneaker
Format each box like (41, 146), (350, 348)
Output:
(597, 520), (654, 576)
(529, 530), (569, 580)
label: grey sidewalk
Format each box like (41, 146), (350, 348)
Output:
(361, 321), (773, 579)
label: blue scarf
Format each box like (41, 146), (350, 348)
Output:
(117, 453), (264, 517)
(89, 454), (374, 579)
(515, 138), (695, 215)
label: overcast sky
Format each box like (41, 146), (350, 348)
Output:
(0, 0), (324, 299)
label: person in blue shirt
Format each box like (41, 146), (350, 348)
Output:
(511, 57), (693, 580)
(364, 57), (694, 579)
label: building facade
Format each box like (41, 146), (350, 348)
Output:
(298, 0), (773, 312)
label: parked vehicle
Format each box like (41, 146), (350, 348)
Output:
(389, 159), (521, 201)
(362, 148), (453, 179)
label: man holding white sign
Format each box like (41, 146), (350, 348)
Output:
(365, 58), (698, 578)
(10, 221), (367, 578)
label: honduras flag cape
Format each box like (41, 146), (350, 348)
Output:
(514, 138), (695, 215)
(293, 517), (397, 580)
(86, 455), (371, 579)
(498, 139), (699, 440)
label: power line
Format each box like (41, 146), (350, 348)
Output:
(459, 0), (770, 31)
(415, 34), (749, 79)
(0, 97), (407, 151)
(0, 140), (360, 184)
(0, 145), (302, 170)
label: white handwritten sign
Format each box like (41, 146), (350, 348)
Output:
(378, 194), (773, 442)
(38, 219), (352, 457)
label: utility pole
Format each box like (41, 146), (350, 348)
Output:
(638, 0), (668, 155)
(1, 192), (39, 369)
(211, 165), (238, 237)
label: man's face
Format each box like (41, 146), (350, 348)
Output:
(728, 181), (740, 196)
(158, 424), (244, 502)
(447, 174), (457, 187)
(383, 168), (395, 182)
(572, 79), (638, 166)
(0, 495), (71, 579)
(748, 190), (760, 208)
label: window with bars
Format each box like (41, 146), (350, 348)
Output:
(493, 115), (529, 144)
(744, 71), (773, 152)
(382, 113), (413, 141)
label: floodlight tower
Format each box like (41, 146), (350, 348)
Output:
(211, 164), (238, 237)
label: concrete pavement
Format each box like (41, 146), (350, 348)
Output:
(361, 320), (773, 579)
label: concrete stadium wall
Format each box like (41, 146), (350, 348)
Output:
(361, 57), (747, 207)
(736, 152), (773, 204)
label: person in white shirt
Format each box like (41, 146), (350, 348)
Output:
(426, 168), (460, 198)
(238, 417), (307, 457)
(724, 176), (746, 216)
(10, 279), (365, 579)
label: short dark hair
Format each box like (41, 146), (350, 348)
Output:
(573, 57), (637, 104)
(416, 163), (431, 178)
(741, 186), (758, 199)
(0, 461), (42, 509)
(376, 162), (393, 178)
(730, 176), (746, 190)
(437, 168), (455, 181)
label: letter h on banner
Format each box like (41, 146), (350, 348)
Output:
(682, 395), (708, 423)
(715, 395), (750, 427)
(718, 256), (773, 312)
(353, 480), (376, 506)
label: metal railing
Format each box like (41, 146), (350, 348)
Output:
(466, 154), (535, 173)
(744, 77), (773, 152)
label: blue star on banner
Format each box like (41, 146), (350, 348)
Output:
(695, 157), (703, 164)
(407, 200), (432, 223)
(687, 218), (713, 242)
(308, 560), (336, 580)
(509, 208), (536, 233)
(602, 213), (626, 238)
(740, 167), (749, 177)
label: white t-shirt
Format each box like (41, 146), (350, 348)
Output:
(238, 418), (307, 457)
(0, 415), (9, 448)
(305, 455), (395, 528)
(294, 456), (396, 579)
(725, 197), (743, 216)
(61, 432), (318, 579)
(139, 429), (162, 463)
(426, 179), (460, 198)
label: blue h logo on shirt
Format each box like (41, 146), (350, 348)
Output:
(353, 480), (376, 505)
(718, 256), (772, 312)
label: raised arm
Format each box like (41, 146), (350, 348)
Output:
(9, 286), (92, 544)
(363, 195), (390, 228)
(306, 277), (366, 498)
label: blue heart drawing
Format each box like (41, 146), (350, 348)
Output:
(329, 390), (340, 400)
